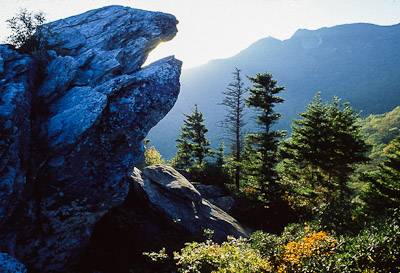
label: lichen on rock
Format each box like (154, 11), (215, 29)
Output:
(0, 5), (181, 272)
(0, 252), (27, 273)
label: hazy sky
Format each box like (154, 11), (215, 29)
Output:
(0, 0), (399, 68)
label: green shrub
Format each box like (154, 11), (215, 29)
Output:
(187, 161), (230, 187)
(251, 223), (337, 273)
(173, 236), (271, 273)
(144, 146), (165, 165)
(143, 139), (165, 165)
(146, 212), (399, 272)
(250, 231), (283, 266)
(333, 210), (400, 272)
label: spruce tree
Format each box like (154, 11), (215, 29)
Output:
(327, 96), (370, 191)
(220, 68), (247, 189)
(215, 142), (226, 169)
(172, 138), (193, 169)
(364, 135), (400, 212)
(245, 72), (285, 195)
(280, 93), (331, 189)
(240, 135), (262, 190)
(173, 104), (213, 167)
(281, 92), (370, 198)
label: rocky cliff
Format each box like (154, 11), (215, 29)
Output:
(0, 6), (181, 272)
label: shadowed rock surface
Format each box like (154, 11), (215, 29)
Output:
(192, 183), (235, 212)
(131, 165), (248, 242)
(0, 5), (181, 272)
(78, 165), (247, 272)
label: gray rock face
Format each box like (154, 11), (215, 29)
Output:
(214, 196), (235, 213)
(193, 183), (235, 212)
(132, 165), (248, 242)
(0, 45), (34, 232)
(0, 5), (181, 272)
(193, 183), (225, 200)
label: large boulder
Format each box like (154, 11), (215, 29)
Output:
(131, 165), (248, 242)
(0, 6), (181, 272)
(79, 165), (247, 272)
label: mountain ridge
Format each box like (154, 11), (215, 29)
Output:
(148, 22), (400, 159)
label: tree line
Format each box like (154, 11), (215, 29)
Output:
(148, 68), (399, 232)
(144, 69), (399, 272)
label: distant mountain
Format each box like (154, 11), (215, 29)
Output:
(148, 23), (400, 159)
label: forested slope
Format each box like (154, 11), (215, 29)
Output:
(148, 23), (400, 159)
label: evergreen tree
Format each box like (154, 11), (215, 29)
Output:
(170, 138), (193, 169)
(220, 68), (247, 188)
(240, 135), (262, 190)
(245, 72), (285, 195)
(364, 135), (400, 212)
(173, 105), (213, 167)
(215, 142), (226, 169)
(280, 93), (331, 191)
(281, 92), (370, 198)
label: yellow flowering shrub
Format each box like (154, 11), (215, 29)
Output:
(277, 224), (337, 272)
(244, 187), (258, 195)
(146, 214), (399, 272)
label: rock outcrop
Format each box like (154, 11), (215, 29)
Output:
(131, 165), (247, 242)
(0, 252), (27, 273)
(193, 183), (235, 212)
(79, 165), (248, 272)
(0, 5), (181, 272)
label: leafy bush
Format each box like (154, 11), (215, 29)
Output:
(332, 210), (400, 273)
(144, 146), (165, 165)
(251, 222), (337, 272)
(278, 229), (337, 272)
(143, 139), (165, 165)
(148, 212), (399, 272)
(173, 236), (271, 273)
(186, 161), (230, 187)
(250, 231), (282, 266)
(6, 8), (49, 53)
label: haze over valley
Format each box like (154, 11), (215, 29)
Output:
(148, 22), (400, 159)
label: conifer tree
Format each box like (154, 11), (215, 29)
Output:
(215, 142), (226, 169)
(364, 135), (400, 212)
(220, 68), (247, 188)
(245, 72), (285, 195)
(280, 93), (331, 190)
(173, 105), (213, 167)
(240, 135), (262, 190)
(171, 138), (193, 169)
(281, 92), (369, 198)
